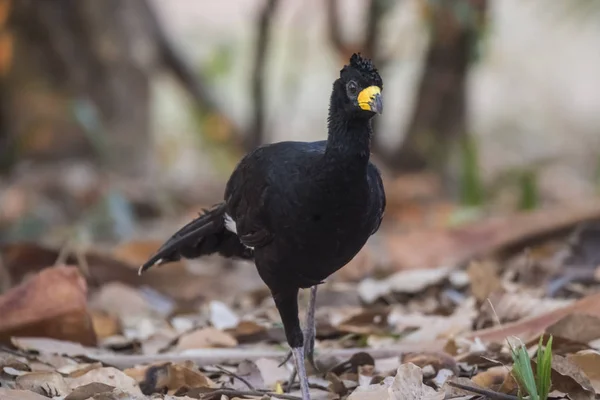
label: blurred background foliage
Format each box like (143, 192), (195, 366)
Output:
(0, 0), (599, 246)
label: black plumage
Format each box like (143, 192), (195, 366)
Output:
(140, 53), (385, 399)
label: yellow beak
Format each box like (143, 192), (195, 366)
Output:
(357, 86), (383, 114)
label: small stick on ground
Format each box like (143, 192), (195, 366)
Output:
(215, 365), (256, 390)
(447, 381), (519, 400)
(94, 344), (442, 369)
(201, 388), (302, 400)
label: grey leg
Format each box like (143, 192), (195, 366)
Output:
(304, 285), (318, 369)
(284, 286), (319, 392)
(292, 346), (311, 400)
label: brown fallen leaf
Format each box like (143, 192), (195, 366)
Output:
(336, 308), (390, 335)
(546, 314), (600, 344)
(385, 201), (600, 270)
(226, 320), (268, 343)
(498, 370), (520, 395)
(0, 266), (96, 345)
(25, 362), (58, 374)
(136, 361), (213, 395)
(175, 327), (238, 350)
(163, 362), (214, 393)
(87, 388), (147, 400)
(59, 362), (104, 378)
(15, 371), (69, 396)
(525, 333), (590, 357)
(402, 352), (458, 376)
(465, 291), (600, 344)
(67, 367), (143, 395)
(31, 353), (80, 372)
(541, 354), (595, 400)
(568, 350), (600, 393)
(326, 371), (350, 397)
(480, 291), (573, 326)
(328, 352), (376, 377)
(0, 389), (50, 400)
(64, 382), (116, 400)
(123, 364), (151, 384)
(471, 366), (508, 390)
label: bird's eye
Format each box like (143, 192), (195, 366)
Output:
(347, 81), (358, 96)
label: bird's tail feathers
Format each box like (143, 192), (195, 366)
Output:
(139, 203), (228, 275)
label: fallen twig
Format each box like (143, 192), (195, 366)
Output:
(447, 381), (519, 400)
(203, 388), (302, 400)
(215, 365), (256, 391)
(91, 343), (443, 369)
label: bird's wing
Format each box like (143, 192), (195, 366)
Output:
(224, 141), (327, 249)
(368, 162), (386, 235)
(224, 149), (275, 249)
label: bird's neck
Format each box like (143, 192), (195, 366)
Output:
(325, 111), (372, 167)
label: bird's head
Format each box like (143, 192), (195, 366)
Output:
(331, 53), (383, 118)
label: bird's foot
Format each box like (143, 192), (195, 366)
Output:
(282, 327), (319, 393)
(278, 332), (318, 370)
(279, 348), (321, 373)
(292, 346), (311, 400)
(279, 349), (293, 367)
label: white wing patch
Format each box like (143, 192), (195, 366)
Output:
(224, 213), (238, 234)
(224, 213), (255, 250)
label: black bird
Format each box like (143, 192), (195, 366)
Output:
(139, 53), (385, 399)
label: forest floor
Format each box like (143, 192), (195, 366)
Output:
(2, 171), (600, 399)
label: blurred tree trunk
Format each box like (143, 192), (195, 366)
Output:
(2, 0), (245, 178)
(248, 0), (280, 151)
(5, 0), (161, 177)
(327, 0), (392, 64)
(0, 0), (13, 171)
(379, 0), (488, 176)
